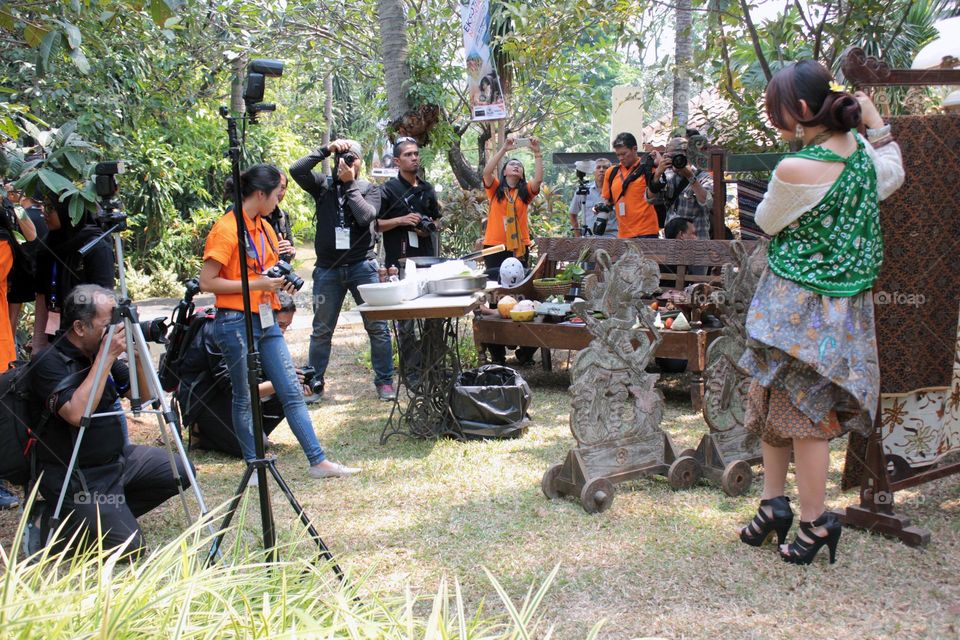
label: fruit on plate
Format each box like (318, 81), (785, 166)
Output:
(497, 295), (518, 318)
(650, 301), (659, 311)
(664, 317), (673, 329)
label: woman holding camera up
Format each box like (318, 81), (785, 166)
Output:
(736, 61), (903, 564)
(200, 163), (359, 480)
(480, 137), (543, 275)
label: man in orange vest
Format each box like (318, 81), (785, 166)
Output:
(597, 132), (661, 238)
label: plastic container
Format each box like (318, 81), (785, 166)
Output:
(357, 281), (405, 306)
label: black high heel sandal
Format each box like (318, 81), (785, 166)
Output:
(740, 496), (794, 547)
(780, 511), (841, 565)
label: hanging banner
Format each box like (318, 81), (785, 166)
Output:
(461, 0), (507, 121)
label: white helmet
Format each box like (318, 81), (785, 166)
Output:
(499, 257), (525, 288)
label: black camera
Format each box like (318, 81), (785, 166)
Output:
(0, 197), (17, 232)
(575, 170), (590, 196)
(336, 152), (358, 167)
(670, 152), (688, 170)
(593, 202), (613, 236)
(298, 365), (324, 395)
(416, 215), (437, 233)
(139, 317), (169, 344)
(265, 260), (305, 291)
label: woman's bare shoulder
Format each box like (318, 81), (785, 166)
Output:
(774, 157), (843, 186)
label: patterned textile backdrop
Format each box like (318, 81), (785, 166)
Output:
(842, 113), (960, 489)
(873, 114), (960, 393)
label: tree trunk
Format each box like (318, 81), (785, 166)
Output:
(377, 0), (412, 122)
(448, 127), (482, 190)
(230, 54), (246, 115)
(673, 0), (692, 129)
(322, 72), (333, 176)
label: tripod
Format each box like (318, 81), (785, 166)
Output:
(48, 219), (212, 548)
(204, 107), (344, 581)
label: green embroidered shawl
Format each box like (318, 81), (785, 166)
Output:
(767, 136), (883, 297)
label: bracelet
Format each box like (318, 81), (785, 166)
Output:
(870, 135), (895, 149)
(866, 124), (891, 142)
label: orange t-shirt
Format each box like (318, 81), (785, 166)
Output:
(601, 162), (659, 238)
(0, 242), (13, 372)
(483, 177), (539, 248)
(203, 211), (281, 312)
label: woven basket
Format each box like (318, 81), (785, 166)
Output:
(532, 278), (573, 300)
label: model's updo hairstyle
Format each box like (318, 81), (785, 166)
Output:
(238, 164), (283, 199)
(765, 60), (861, 133)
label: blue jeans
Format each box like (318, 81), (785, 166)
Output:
(309, 259), (394, 387)
(213, 310), (325, 465)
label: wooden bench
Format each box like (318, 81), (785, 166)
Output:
(472, 237), (756, 409)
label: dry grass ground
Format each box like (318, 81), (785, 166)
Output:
(3, 314), (959, 639)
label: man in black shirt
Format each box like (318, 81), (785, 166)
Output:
(376, 137), (441, 268)
(31, 284), (190, 557)
(290, 139), (395, 401)
(375, 138), (440, 383)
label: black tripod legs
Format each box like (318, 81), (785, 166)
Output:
(206, 457), (345, 582)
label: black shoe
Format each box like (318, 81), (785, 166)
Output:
(740, 496), (793, 547)
(781, 511), (842, 565)
(0, 485), (19, 510)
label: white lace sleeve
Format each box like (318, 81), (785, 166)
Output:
(753, 176), (831, 236)
(859, 133), (905, 201)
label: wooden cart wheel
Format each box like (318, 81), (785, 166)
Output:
(541, 464), (563, 500)
(720, 460), (753, 497)
(678, 448), (698, 460)
(580, 478), (615, 514)
(668, 456), (702, 490)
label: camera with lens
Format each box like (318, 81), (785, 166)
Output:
(593, 202), (613, 236)
(416, 214), (437, 234)
(0, 196), (17, 232)
(264, 260), (305, 291)
(336, 152), (358, 168)
(139, 317), (169, 344)
(670, 152), (688, 170)
(298, 365), (324, 395)
(575, 170), (590, 197)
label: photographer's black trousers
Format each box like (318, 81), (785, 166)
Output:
(38, 444), (192, 558)
(189, 396), (283, 459)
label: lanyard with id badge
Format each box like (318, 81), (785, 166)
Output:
(245, 221), (279, 328)
(335, 185), (351, 250)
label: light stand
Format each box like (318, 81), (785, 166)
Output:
(204, 99), (344, 581)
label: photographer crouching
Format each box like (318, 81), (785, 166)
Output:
(200, 163), (359, 481)
(178, 292), (319, 458)
(32, 285), (191, 558)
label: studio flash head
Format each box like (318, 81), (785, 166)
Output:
(94, 161), (126, 199)
(244, 59), (284, 123)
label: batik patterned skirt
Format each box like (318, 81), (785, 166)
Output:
(739, 269), (880, 445)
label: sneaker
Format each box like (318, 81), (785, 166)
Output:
(0, 485), (20, 510)
(376, 384), (397, 401)
(308, 462), (361, 479)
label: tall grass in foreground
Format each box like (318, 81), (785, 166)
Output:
(0, 495), (603, 639)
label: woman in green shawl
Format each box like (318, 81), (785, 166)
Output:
(737, 60), (904, 565)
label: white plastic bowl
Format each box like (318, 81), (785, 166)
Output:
(358, 281), (405, 306)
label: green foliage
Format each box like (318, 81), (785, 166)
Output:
(1, 493), (595, 638)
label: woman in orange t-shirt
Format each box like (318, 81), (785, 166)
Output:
(481, 137), (544, 274)
(200, 163), (359, 480)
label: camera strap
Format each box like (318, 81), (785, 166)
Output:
(243, 218), (277, 273)
(606, 160), (649, 205)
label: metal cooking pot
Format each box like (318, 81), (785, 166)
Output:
(402, 244), (506, 269)
(428, 275), (488, 296)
